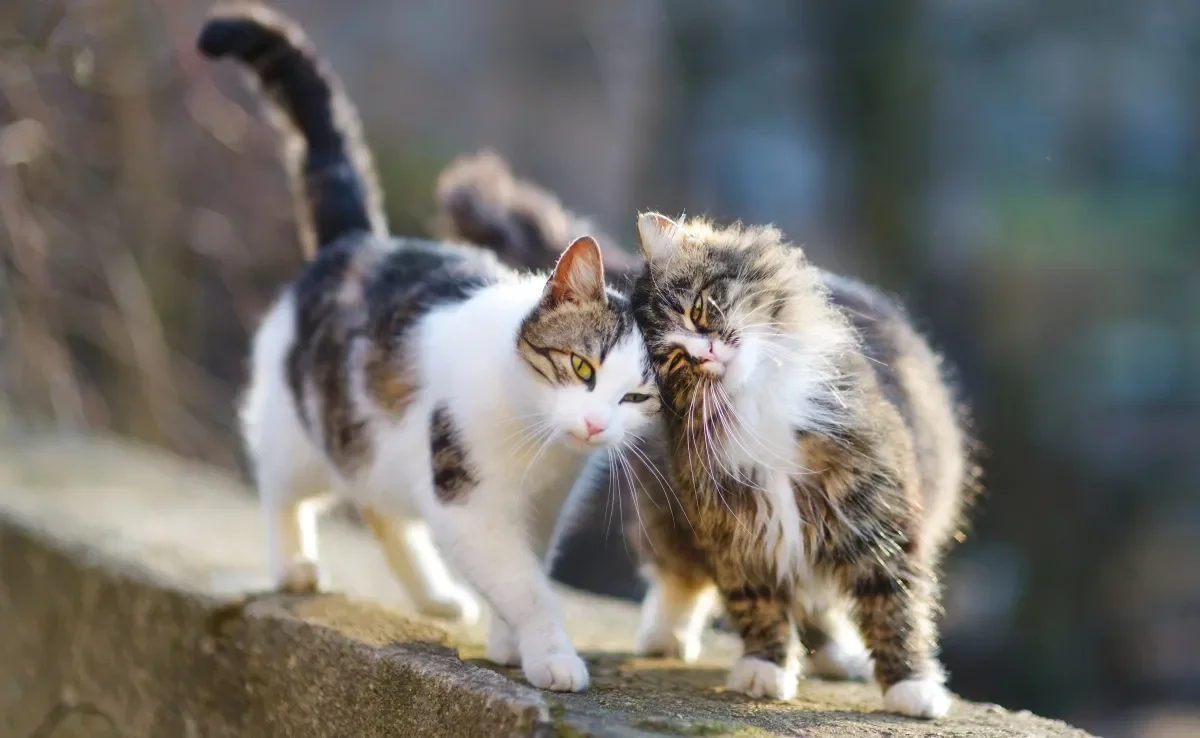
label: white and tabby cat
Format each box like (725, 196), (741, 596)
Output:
(199, 6), (658, 692)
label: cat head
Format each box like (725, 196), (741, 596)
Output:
(631, 213), (850, 412)
(516, 236), (659, 451)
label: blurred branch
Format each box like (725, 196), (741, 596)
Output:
(0, 118), (46, 166)
(579, 0), (667, 228)
(51, 292), (237, 432)
(152, 0), (260, 152)
(95, 0), (185, 448)
(0, 131), (84, 424)
(0, 0), (66, 58)
(807, 0), (932, 288)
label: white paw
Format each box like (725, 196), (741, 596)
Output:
(809, 640), (873, 681)
(883, 677), (952, 719)
(634, 626), (702, 662)
(726, 657), (798, 701)
(415, 589), (481, 624)
(276, 560), (319, 593)
(486, 622), (520, 666)
(522, 652), (590, 692)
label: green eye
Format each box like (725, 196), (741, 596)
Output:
(571, 354), (594, 382)
(621, 392), (651, 404)
(689, 294), (707, 328)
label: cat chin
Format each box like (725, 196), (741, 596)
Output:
(718, 363), (755, 394)
(562, 434), (606, 453)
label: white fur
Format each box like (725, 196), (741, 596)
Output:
(883, 677), (952, 719)
(726, 656), (799, 701)
(364, 513), (480, 621)
(486, 614), (520, 666)
(795, 587), (873, 681)
(637, 212), (688, 261)
(705, 314), (852, 584)
(634, 574), (717, 662)
(242, 275), (655, 693)
(810, 636), (873, 682)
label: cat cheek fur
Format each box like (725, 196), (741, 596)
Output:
(551, 384), (606, 443)
(731, 314), (779, 384)
(721, 336), (759, 390)
(550, 337), (654, 445)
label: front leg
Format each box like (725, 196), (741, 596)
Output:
(428, 499), (587, 692)
(486, 614), (520, 666)
(822, 504), (950, 718)
(801, 429), (951, 718)
(713, 567), (800, 701)
(845, 554), (950, 718)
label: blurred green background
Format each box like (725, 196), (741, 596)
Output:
(1, 2), (1197, 736)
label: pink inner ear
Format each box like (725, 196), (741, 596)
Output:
(648, 213), (680, 233)
(548, 236), (605, 304)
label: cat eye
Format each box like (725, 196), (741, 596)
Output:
(621, 392), (652, 404)
(689, 294), (708, 329)
(571, 354), (595, 384)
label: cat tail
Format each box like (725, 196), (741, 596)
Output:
(432, 150), (642, 283)
(198, 4), (386, 255)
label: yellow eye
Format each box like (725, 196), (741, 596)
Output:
(571, 354), (594, 383)
(690, 294), (707, 328)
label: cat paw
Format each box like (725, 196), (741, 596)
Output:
(883, 677), (952, 719)
(726, 657), (798, 701)
(415, 590), (481, 624)
(276, 560), (319, 594)
(809, 639), (873, 681)
(522, 652), (590, 692)
(486, 623), (520, 666)
(634, 626), (702, 662)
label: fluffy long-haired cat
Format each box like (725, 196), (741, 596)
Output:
(627, 214), (971, 718)
(198, 5), (660, 692)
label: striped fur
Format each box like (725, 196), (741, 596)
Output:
(628, 213), (973, 719)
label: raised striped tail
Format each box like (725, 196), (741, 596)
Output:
(199, 4), (386, 253)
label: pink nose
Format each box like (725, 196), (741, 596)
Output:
(584, 419), (606, 437)
(697, 343), (719, 363)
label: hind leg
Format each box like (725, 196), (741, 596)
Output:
(242, 312), (329, 592)
(796, 597), (873, 681)
(250, 408), (330, 593)
(263, 493), (324, 593)
(360, 507), (480, 623)
(635, 566), (717, 662)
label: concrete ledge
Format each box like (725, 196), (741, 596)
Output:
(0, 434), (1094, 737)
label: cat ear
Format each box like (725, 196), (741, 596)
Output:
(637, 212), (688, 260)
(545, 236), (606, 306)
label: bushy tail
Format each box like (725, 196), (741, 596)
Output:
(198, 4), (386, 254)
(432, 150), (641, 283)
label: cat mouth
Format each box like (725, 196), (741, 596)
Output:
(697, 360), (726, 377)
(565, 430), (605, 449)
